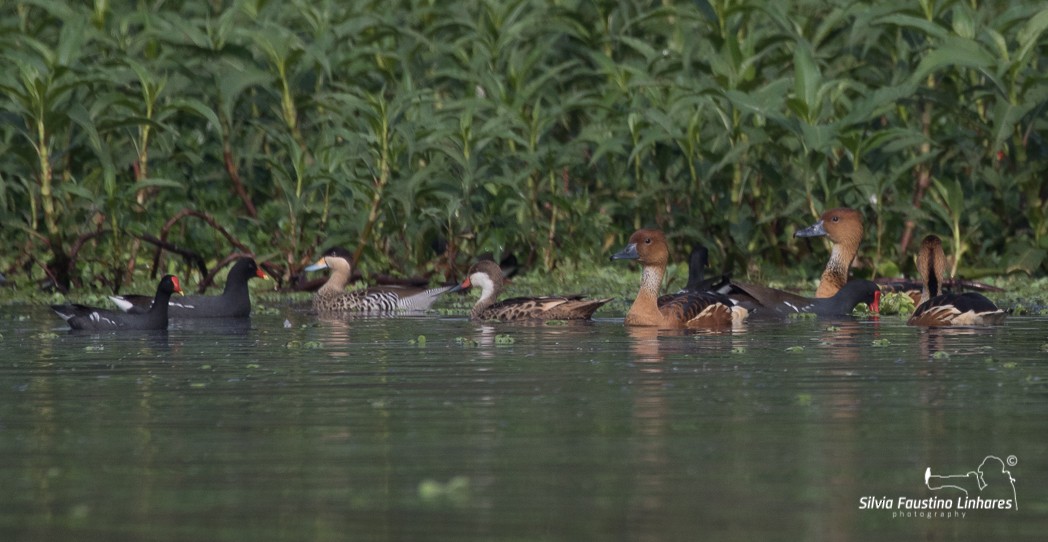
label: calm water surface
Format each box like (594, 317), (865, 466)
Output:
(1, 304), (1046, 541)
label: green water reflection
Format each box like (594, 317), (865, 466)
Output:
(0, 306), (1046, 541)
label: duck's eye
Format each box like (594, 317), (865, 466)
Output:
(831, 216), (839, 222)
(644, 237), (652, 244)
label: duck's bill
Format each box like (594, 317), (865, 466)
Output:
(610, 243), (639, 261)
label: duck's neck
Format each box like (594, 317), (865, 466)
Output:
(920, 262), (943, 305)
(626, 264), (665, 326)
(318, 266), (352, 297)
(470, 275), (500, 319)
(815, 241), (856, 298)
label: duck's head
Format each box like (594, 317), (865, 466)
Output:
(611, 229), (670, 267)
(450, 260), (505, 300)
(795, 207), (864, 246)
(304, 247), (353, 273)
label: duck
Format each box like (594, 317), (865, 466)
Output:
(724, 279), (880, 318)
(611, 229), (747, 328)
(876, 275), (1007, 307)
(451, 260), (611, 321)
(907, 235), (1005, 326)
(794, 207), (865, 298)
(52, 275), (184, 330)
(305, 247), (454, 312)
(108, 257), (268, 318)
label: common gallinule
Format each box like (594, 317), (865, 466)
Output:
(723, 279), (880, 318)
(908, 235), (1005, 326)
(52, 275), (184, 330)
(612, 229), (747, 328)
(109, 258), (268, 318)
(305, 247), (453, 312)
(677, 245), (731, 294)
(449, 260), (611, 321)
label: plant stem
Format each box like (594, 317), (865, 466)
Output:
(354, 101), (391, 267)
(36, 116), (58, 241)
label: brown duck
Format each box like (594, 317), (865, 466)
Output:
(907, 235), (1005, 326)
(451, 260), (611, 321)
(612, 229), (747, 328)
(794, 207), (864, 298)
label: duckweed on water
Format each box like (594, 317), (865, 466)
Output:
(785, 346), (805, 353)
(255, 306), (282, 316)
(494, 334), (515, 345)
(852, 303), (876, 317)
(877, 292), (915, 316)
(932, 351), (950, 360)
(871, 339), (891, 347)
(418, 476), (470, 504)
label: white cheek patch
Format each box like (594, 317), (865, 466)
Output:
(471, 272), (496, 302)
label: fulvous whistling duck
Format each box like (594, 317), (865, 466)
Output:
(794, 208), (865, 298)
(907, 235), (1005, 326)
(612, 229), (747, 328)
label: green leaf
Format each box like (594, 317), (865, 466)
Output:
(170, 98), (221, 131)
(910, 37), (996, 84)
(1015, 8), (1048, 69)
(874, 14), (949, 40)
(792, 40), (820, 122)
(67, 103), (116, 197)
(124, 178), (185, 196)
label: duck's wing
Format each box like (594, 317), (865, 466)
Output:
(481, 295), (612, 321)
(908, 292), (1005, 326)
(657, 291), (738, 327)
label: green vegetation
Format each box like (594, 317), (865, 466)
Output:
(2, 0), (1047, 294)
